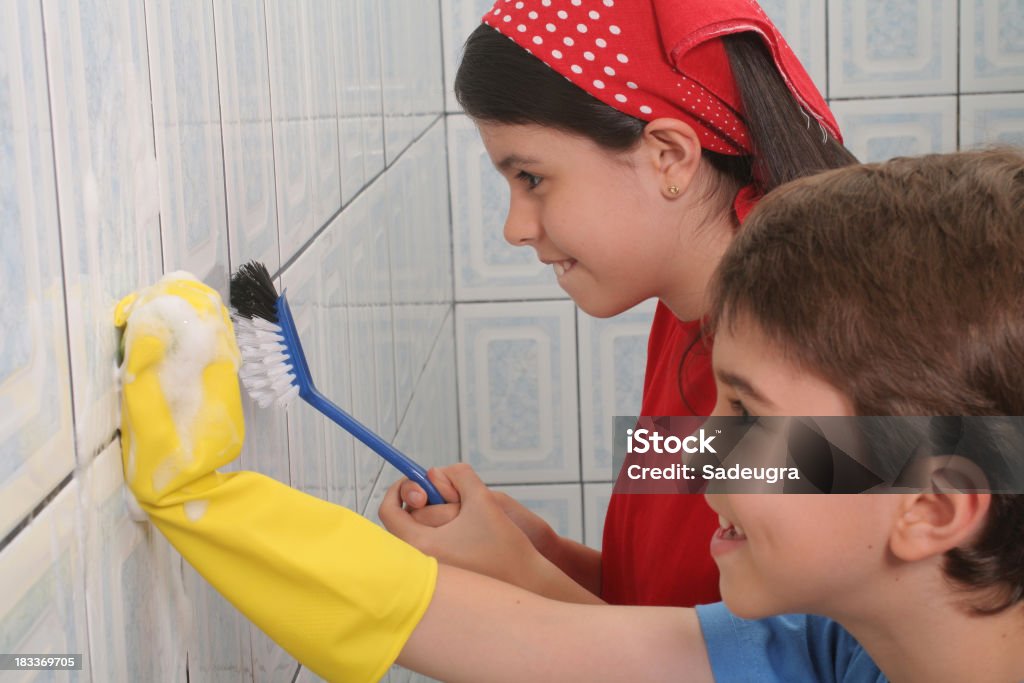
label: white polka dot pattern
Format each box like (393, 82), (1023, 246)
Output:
(480, 0), (842, 156)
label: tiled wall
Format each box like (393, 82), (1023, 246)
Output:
(442, 0), (1024, 558)
(2, 1), (452, 681)
(3, 1), (1023, 682)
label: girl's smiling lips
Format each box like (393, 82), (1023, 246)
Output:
(540, 257), (578, 278)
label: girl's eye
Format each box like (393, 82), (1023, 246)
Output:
(516, 170), (542, 190)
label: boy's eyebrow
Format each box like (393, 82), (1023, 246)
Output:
(495, 154), (541, 171)
(716, 370), (776, 409)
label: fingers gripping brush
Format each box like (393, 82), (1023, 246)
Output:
(230, 261), (444, 505)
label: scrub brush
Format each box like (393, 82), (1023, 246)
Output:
(229, 260), (444, 505)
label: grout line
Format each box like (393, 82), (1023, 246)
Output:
(0, 472), (74, 554)
(273, 114), (444, 279)
(209, 1), (234, 276)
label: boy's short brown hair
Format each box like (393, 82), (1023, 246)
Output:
(708, 148), (1024, 613)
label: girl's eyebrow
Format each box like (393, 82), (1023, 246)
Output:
(715, 369), (776, 409)
(496, 153), (541, 171)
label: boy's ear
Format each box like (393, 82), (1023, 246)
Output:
(641, 118), (703, 198)
(889, 473), (991, 563)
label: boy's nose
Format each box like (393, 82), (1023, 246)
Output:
(503, 198), (542, 246)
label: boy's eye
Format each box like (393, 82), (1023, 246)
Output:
(516, 170), (543, 189)
(729, 399), (756, 424)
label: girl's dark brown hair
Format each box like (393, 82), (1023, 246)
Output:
(454, 24), (859, 412)
(454, 25), (857, 197)
(707, 148), (1024, 613)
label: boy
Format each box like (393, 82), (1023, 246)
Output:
(119, 149), (1024, 681)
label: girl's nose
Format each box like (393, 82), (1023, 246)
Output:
(503, 196), (542, 246)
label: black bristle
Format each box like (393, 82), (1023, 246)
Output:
(230, 260), (280, 323)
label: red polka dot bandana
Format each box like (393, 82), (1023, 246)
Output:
(482, 0), (841, 156)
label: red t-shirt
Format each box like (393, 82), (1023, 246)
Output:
(600, 302), (722, 606)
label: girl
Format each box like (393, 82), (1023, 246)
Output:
(119, 149), (1024, 682)
(395, 0), (856, 607)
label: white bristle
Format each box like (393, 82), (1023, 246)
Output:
(232, 315), (300, 407)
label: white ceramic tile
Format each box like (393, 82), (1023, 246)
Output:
(395, 310), (459, 472)
(0, 482), (89, 681)
(358, 0), (386, 179)
(213, 0), (280, 274)
(368, 184), (398, 441)
(380, 0), (444, 164)
(830, 96), (957, 162)
(577, 300), (654, 481)
(265, 3), (316, 258)
(390, 124), (454, 419)
(448, 114), (567, 301)
(183, 562), (254, 683)
(43, 0), (164, 460)
(456, 301), (579, 484)
(282, 249), (330, 501)
(491, 483), (584, 543)
(407, 673), (444, 683)
(83, 442), (188, 681)
(441, 0), (495, 112)
(146, 1), (229, 290)
(334, 0), (367, 203)
(961, 0), (1024, 93)
(829, 0), (957, 98)
(319, 218), (358, 510)
(309, 0), (342, 227)
(249, 626), (299, 683)
(362, 456), (404, 523)
(294, 665), (327, 682)
(0, 0), (75, 539)
(582, 482), (613, 550)
(960, 93), (1024, 149)
(756, 0), (828, 96)
(343, 196), (384, 509)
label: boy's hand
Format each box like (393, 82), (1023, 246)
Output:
(395, 465), (559, 558)
(381, 464), (542, 585)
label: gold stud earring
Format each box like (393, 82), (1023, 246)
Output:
(667, 185), (680, 196)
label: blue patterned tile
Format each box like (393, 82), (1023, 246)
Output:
(491, 483), (584, 543)
(829, 0), (957, 97)
(0, 0), (75, 537)
(577, 300), (654, 481)
(448, 115), (567, 301)
(456, 301), (579, 484)
(830, 96), (957, 162)
(84, 443), (188, 681)
(380, 0), (444, 164)
(0, 483), (88, 681)
(43, 0), (164, 459)
(758, 0), (828, 96)
(213, 0), (280, 273)
(961, 0), (1024, 93)
(960, 93), (1024, 148)
(441, 0), (495, 112)
(582, 482), (613, 550)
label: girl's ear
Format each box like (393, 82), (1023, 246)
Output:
(641, 118), (704, 199)
(889, 480), (991, 563)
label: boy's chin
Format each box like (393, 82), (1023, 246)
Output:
(719, 582), (783, 621)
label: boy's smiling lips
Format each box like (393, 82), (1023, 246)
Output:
(710, 513), (747, 557)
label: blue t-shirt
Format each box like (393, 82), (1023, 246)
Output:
(696, 602), (886, 682)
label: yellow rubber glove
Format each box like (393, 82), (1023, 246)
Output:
(115, 271), (437, 683)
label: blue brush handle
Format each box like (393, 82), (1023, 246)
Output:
(276, 294), (444, 505)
